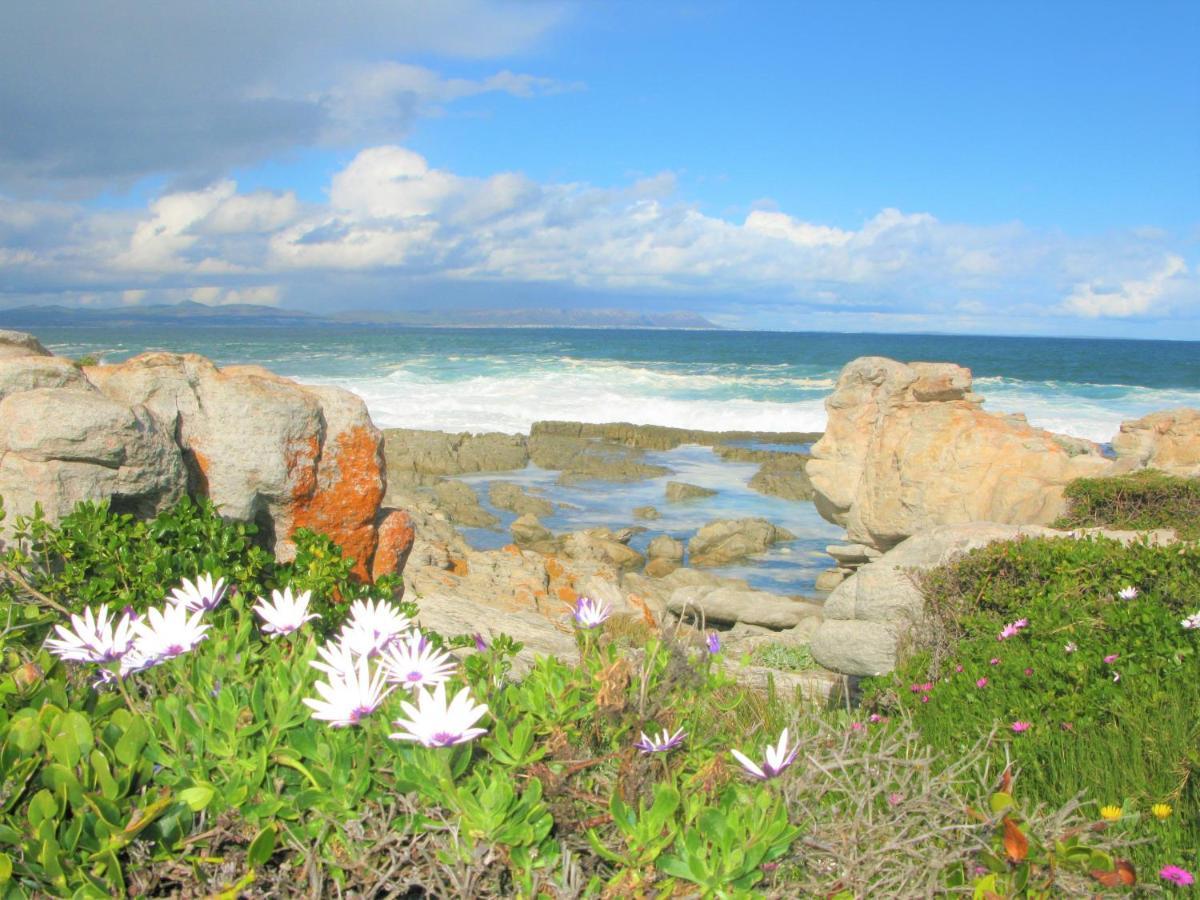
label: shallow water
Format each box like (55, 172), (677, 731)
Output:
(457, 444), (844, 595)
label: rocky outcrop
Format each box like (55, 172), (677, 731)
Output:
(633, 505), (661, 520)
(489, 481), (554, 517)
(0, 330), (51, 361)
(665, 481), (716, 502)
(809, 523), (1177, 676)
(748, 455), (814, 501)
(531, 420), (821, 452)
(807, 358), (1113, 553)
(527, 432), (670, 484)
(0, 334), (411, 583)
(510, 513), (555, 550)
(1112, 409), (1200, 477)
(667, 586), (822, 630)
(687, 517), (796, 567)
(433, 480), (498, 528)
(382, 428), (529, 487)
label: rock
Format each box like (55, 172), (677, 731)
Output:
(716, 664), (844, 707)
(87, 352), (395, 581)
(560, 529), (646, 572)
(748, 455), (814, 501)
(511, 514), (554, 548)
(825, 543), (880, 566)
(633, 505), (661, 520)
(0, 329), (51, 360)
(413, 593), (577, 677)
(808, 521), (1178, 676)
(665, 481), (717, 502)
(687, 517), (795, 567)
(371, 509), (416, 583)
(382, 428), (529, 480)
(667, 587), (822, 629)
(489, 481), (554, 517)
(807, 357), (1112, 553)
(647, 535), (685, 560)
(433, 480), (498, 528)
(814, 569), (848, 592)
(643, 558), (680, 578)
(528, 433), (670, 484)
(0, 387), (186, 522)
(0, 356), (87, 401)
(532, 420), (822, 452)
(1112, 409), (1200, 477)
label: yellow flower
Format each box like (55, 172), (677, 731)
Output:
(1152, 803), (1173, 820)
(1099, 805), (1122, 822)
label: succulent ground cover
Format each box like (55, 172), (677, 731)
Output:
(0, 498), (1148, 896)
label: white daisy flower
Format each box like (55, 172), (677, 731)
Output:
(572, 596), (611, 629)
(1116, 585), (1139, 601)
(168, 573), (227, 612)
(131, 603), (210, 664)
(340, 598), (412, 656)
(253, 587), (320, 637)
(310, 638), (360, 680)
(389, 682), (488, 747)
(730, 727), (800, 780)
(45, 604), (137, 664)
(380, 629), (458, 690)
(303, 654), (394, 728)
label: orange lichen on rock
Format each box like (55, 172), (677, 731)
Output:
(290, 425), (386, 582)
(371, 509), (415, 582)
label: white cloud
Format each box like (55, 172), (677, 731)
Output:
(2, 145), (1197, 335)
(1062, 255), (1188, 317)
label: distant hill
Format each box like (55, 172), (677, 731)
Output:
(0, 303), (720, 330)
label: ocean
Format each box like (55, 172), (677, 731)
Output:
(26, 325), (1200, 596)
(31, 325), (1200, 443)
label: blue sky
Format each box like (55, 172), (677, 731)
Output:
(0, 1), (1197, 337)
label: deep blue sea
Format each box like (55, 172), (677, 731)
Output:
(29, 325), (1200, 443)
(25, 325), (1200, 595)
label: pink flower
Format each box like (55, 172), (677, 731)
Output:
(1064, 641), (1078, 653)
(850, 721), (864, 731)
(954, 663), (964, 673)
(1023, 667), (1034, 677)
(1011, 721), (1031, 733)
(1103, 653), (1119, 664)
(920, 694), (930, 703)
(997, 618), (1029, 641)
(989, 657), (1001, 666)
(868, 713), (885, 723)
(887, 792), (904, 807)
(976, 677), (988, 688)
(1160, 865), (1194, 887)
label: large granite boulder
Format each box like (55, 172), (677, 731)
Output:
(807, 357), (1113, 553)
(687, 517), (796, 566)
(1112, 409), (1200, 477)
(0, 334), (411, 583)
(809, 522), (1177, 676)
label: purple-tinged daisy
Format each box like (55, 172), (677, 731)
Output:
(303, 654), (394, 728)
(976, 677), (988, 688)
(473, 633), (489, 651)
(573, 596), (611, 629)
(706, 631), (721, 654)
(131, 603), (210, 664)
(634, 727), (686, 754)
(340, 598), (412, 656)
(730, 728), (799, 780)
(997, 618), (1029, 641)
(1011, 721), (1031, 733)
(389, 682), (489, 747)
(1103, 653), (1120, 665)
(1064, 641), (1078, 653)
(1117, 586), (1139, 601)
(253, 586), (320, 637)
(45, 604), (137, 664)
(1181, 612), (1200, 630)
(168, 574), (227, 612)
(380, 629), (457, 691)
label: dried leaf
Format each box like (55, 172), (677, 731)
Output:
(1003, 816), (1029, 862)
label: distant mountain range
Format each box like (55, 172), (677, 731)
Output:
(0, 302), (720, 330)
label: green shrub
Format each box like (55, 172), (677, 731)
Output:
(1057, 470), (1200, 539)
(0, 499), (1132, 896)
(868, 533), (1200, 878)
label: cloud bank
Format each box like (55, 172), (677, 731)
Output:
(1, 145), (1195, 334)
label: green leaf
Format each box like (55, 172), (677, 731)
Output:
(0, 852), (11, 884)
(178, 785), (216, 812)
(247, 824), (277, 868)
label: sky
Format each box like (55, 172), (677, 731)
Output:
(1, 0), (1198, 338)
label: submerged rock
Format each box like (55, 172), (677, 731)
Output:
(687, 517), (796, 567)
(665, 481), (717, 502)
(489, 481), (554, 517)
(433, 480), (499, 528)
(633, 505), (661, 519)
(748, 455), (814, 501)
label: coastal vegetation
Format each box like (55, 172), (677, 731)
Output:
(0, 496), (1165, 896)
